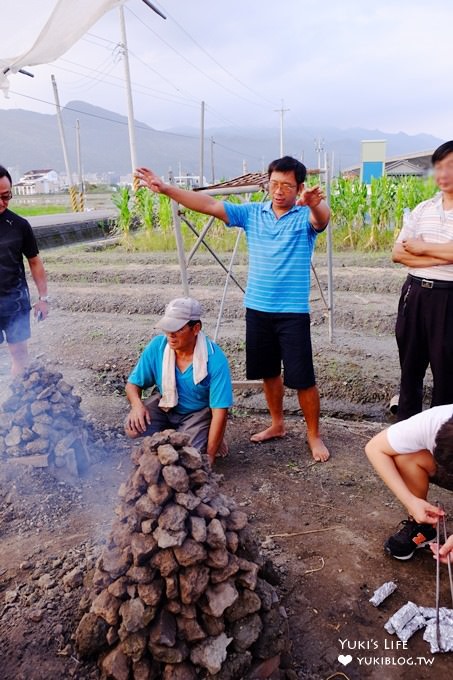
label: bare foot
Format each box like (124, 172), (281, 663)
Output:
(250, 425), (287, 443)
(307, 434), (330, 462)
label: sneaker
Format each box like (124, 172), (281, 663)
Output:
(384, 518), (437, 560)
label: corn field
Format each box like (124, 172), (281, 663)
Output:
(112, 175), (438, 253)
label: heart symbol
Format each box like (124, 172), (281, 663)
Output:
(338, 654), (353, 666)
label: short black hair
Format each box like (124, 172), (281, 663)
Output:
(188, 319), (201, 329)
(268, 156), (307, 184)
(0, 165), (12, 185)
(433, 415), (453, 473)
(432, 141), (453, 165)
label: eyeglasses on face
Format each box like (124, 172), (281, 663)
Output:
(266, 181), (297, 193)
(0, 191), (12, 201)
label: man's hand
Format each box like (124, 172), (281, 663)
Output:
(402, 236), (427, 255)
(430, 534), (453, 565)
(135, 167), (166, 194)
(297, 185), (325, 208)
(33, 300), (48, 321)
(406, 497), (444, 525)
(126, 402), (151, 435)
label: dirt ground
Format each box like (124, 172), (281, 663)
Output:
(0, 242), (451, 680)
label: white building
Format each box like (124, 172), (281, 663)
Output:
(13, 169), (59, 195)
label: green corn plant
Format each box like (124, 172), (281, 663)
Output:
(133, 187), (155, 231)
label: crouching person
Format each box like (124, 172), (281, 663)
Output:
(125, 297), (233, 465)
(365, 405), (453, 560)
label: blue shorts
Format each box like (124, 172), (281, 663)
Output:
(245, 308), (316, 389)
(0, 309), (31, 345)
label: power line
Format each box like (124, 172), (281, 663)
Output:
(155, 5), (276, 108)
(126, 6), (271, 110)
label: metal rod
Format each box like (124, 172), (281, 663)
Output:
(200, 101), (205, 188)
(141, 0), (167, 19)
(440, 512), (453, 607)
(187, 215), (215, 264)
(180, 216), (245, 293)
(119, 6), (137, 182)
(214, 229), (242, 342)
(171, 199), (189, 296)
(325, 152), (334, 342)
(436, 508), (441, 650)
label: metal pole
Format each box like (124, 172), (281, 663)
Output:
(210, 137), (215, 184)
(326, 152), (334, 343)
(200, 100), (205, 187)
(274, 100), (289, 157)
(51, 74), (79, 212)
(214, 229), (243, 342)
(171, 199), (189, 296)
(75, 119), (85, 211)
(119, 6), (137, 184)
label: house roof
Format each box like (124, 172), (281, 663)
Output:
(195, 167), (320, 191)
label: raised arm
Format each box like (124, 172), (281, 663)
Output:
(297, 185), (330, 231)
(135, 167), (228, 222)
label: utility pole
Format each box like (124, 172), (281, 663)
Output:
(314, 137), (325, 175)
(274, 99), (290, 156)
(210, 137), (215, 184)
(51, 74), (79, 212)
(119, 2), (166, 188)
(200, 100), (205, 187)
(75, 119), (85, 211)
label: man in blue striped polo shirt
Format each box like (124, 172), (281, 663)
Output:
(136, 156), (330, 462)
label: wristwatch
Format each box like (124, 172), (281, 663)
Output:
(39, 295), (50, 302)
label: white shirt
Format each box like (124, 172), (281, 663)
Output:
(387, 404), (453, 455)
(397, 193), (453, 281)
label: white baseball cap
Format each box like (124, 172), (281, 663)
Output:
(156, 297), (203, 332)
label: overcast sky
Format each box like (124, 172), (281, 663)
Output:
(1, 0), (451, 141)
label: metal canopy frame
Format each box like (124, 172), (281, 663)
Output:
(170, 168), (334, 343)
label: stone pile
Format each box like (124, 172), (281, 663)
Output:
(0, 361), (91, 476)
(75, 430), (291, 679)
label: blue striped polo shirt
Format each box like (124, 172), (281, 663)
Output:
(223, 200), (319, 313)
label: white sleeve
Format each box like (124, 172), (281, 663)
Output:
(387, 405), (453, 454)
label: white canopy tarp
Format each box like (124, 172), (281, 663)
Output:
(0, 0), (125, 95)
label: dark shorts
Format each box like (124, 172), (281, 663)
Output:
(127, 393), (212, 452)
(0, 309), (31, 345)
(245, 308), (316, 390)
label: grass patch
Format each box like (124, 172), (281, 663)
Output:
(15, 205), (71, 217)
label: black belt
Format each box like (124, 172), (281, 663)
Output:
(408, 274), (453, 290)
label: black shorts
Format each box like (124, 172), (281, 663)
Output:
(0, 309), (31, 345)
(245, 308), (316, 390)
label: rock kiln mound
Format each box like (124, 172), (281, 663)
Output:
(75, 430), (292, 679)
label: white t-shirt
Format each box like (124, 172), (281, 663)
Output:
(387, 404), (453, 454)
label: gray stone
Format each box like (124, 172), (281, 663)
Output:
(189, 516), (207, 543)
(130, 532), (158, 566)
(151, 549), (179, 576)
(190, 633), (233, 675)
(179, 445), (203, 470)
(157, 443), (180, 465)
(101, 546), (131, 579)
(158, 502), (188, 532)
(205, 580), (239, 617)
(148, 641), (189, 664)
(121, 631), (147, 662)
(119, 598), (146, 633)
(126, 565), (156, 584)
(225, 589), (261, 622)
(62, 566), (83, 591)
(148, 481), (173, 505)
(5, 426), (22, 447)
(206, 519), (227, 549)
(162, 464), (190, 492)
(225, 510), (248, 531)
(175, 490), (201, 511)
(232, 613), (262, 652)
(138, 452), (162, 484)
(154, 527), (187, 549)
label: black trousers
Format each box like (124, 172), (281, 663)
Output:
(395, 275), (453, 421)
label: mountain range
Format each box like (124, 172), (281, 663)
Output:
(0, 100), (444, 181)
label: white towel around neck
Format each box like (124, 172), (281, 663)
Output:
(158, 331), (209, 411)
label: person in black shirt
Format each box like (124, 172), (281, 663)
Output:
(0, 165), (49, 375)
